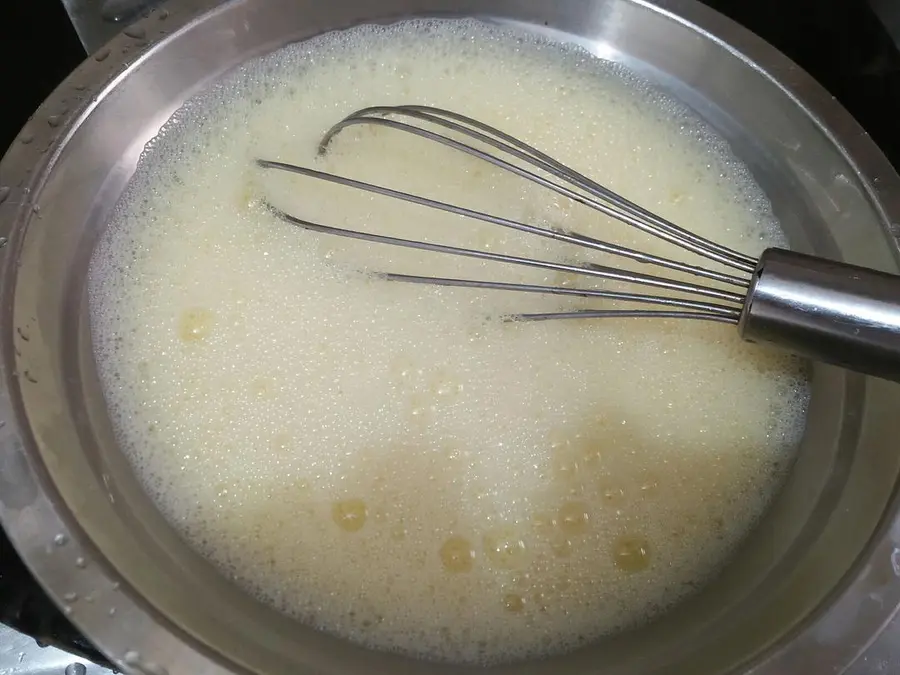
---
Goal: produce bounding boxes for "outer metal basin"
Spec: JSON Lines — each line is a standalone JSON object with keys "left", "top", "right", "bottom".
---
{"left": 2, "top": 0, "right": 900, "bottom": 674}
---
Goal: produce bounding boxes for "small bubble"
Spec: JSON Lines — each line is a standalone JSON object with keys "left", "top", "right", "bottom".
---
{"left": 177, "top": 307, "right": 214, "bottom": 342}
{"left": 65, "top": 663, "right": 87, "bottom": 675}
{"left": 550, "top": 536, "right": 573, "bottom": 558}
{"left": 483, "top": 527, "right": 529, "bottom": 570}
{"left": 75, "top": 557, "right": 87, "bottom": 569}
{"left": 502, "top": 593, "right": 525, "bottom": 613}
{"left": 53, "top": 533, "right": 68, "bottom": 547}
{"left": 250, "top": 376, "right": 276, "bottom": 398}
{"left": 63, "top": 591, "right": 78, "bottom": 602}
{"left": 603, "top": 486, "right": 627, "bottom": 505}
{"left": 270, "top": 432, "right": 291, "bottom": 451}
{"left": 0, "top": 237, "right": 8, "bottom": 249}
{"left": 439, "top": 535, "right": 475, "bottom": 573}
{"left": 331, "top": 498, "right": 367, "bottom": 532}
{"left": 613, "top": 534, "right": 652, "bottom": 573}
{"left": 0, "top": 186, "right": 10, "bottom": 204}
{"left": 557, "top": 501, "right": 590, "bottom": 535}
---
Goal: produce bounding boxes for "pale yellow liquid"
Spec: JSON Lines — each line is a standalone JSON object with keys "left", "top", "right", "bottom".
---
{"left": 89, "top": 19, "right": 809, "bottom": 665}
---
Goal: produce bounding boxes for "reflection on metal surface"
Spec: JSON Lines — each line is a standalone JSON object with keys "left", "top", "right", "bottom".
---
{"left": 0, "top": 624, "right": 113, "bottom": 675}
{"left": 846, "top": 609, "right": 900, "bottom": 674}
{"left": 59, "top": 0, "right": 163, "bottom": 53}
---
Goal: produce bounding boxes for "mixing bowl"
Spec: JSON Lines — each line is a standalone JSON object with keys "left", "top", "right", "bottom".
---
{"left": 2, "top": 0, "right": 900, "bottom": 673}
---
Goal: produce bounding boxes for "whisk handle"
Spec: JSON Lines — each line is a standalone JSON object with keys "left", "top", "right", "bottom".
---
{"left": 739, "top": 248, "right": 900, "bottom": 383}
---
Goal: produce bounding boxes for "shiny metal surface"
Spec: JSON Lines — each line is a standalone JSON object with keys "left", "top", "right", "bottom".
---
{"left": 740, "top": 248, "right": 900, "bottom": 381}
{"left": 2, "top": 1, "right": 900, "bottom": 675}
{"left": 0, "top": 624, "right": 112, "bottom": 675}
{"left": 59, "top": 0, "right": 163, "bottom": 53}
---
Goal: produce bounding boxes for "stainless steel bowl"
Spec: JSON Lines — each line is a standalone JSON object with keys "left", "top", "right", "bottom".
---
{"left": 3, "top": 1, "right": 900, "bottom": 674}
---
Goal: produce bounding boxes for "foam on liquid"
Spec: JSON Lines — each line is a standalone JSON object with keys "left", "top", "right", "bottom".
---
{"left": 89, "top": 20, "right": 809, "bottom": 665}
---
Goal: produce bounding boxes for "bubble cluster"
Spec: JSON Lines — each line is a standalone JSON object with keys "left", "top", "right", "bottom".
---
{"left": 88, "top": 18, "right": 809, "bottom": 667}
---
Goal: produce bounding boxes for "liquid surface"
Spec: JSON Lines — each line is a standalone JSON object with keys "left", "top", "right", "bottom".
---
{"left": 89, "top": 20, "right": 809, "bottom": 665}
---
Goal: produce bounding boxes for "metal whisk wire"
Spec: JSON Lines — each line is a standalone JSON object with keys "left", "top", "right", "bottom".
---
{"left": 257, "top": 104, "right": 758, "bottom": 323}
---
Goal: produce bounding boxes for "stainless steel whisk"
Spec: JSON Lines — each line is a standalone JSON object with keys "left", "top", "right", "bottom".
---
{"left": 257, "top": 105, "right": 900, "bottom": 383}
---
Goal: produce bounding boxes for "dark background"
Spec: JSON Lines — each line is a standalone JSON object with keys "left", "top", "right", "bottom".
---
{"left": 0, "top": 0, "right": 899, "bottom": 666}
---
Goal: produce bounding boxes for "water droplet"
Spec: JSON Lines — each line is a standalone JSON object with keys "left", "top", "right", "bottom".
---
{"left": 95, "top": 48, "right": 111, "bottom": 62}
{"left": 0, "top": 186, "right": 9, "bottom": 204}
{"left": 53, "top": 533, "right": 69, "bottom": 546}
{"left": 123, "top": 651, "right": 169, "bottom": 675}
{"left": 66, "top": 663, "right": 88, "bottom": 675}
{"left": 124, "top": 26, "right": 146, "bottom": 39}
{"left": 158, "top": 8, "right": 168, "bottom": 19}
{"left": 75, "top": 83, "right": 87, "bottom": 91}
{"left": 75, "top": 556, "right": 87, "bottom": 569}
{"left": 63, "top": 591, "right": 78, "bottom": 602}
{"left": 32, "top": 204, "right": 40, "bottom": 214}
{"left": 62, "top": 605, "right": 72, "bottom": 615}
{"left": 108, "top": 607, "right": 117, "bottom": 616}
{"left": 0, "top": 237, "right": 8, "bottom": 249}
{"left": 891, "top": 547, "right": 900, "bottom": 577}
{"left": 47, "top": 116, "right": 61, "bottom": 128}
{"left": 20, "top": 133, "right": 34, "bottom": 145}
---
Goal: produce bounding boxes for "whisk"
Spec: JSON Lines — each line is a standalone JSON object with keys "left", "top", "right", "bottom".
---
{"left": 256, "top": 105, "right": 900, "bottom": 383}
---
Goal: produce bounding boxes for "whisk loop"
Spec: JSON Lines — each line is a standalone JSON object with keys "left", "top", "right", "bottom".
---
{"left": 255, "top": 105, "right": 900, "bottom": 382}
{"left": 257, "top": 105, "right": 759, "bottom": 324}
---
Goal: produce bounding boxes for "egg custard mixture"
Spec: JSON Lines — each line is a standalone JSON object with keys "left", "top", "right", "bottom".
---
{"left": 89, "top": 19, "right": 809, "bottom": 665}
